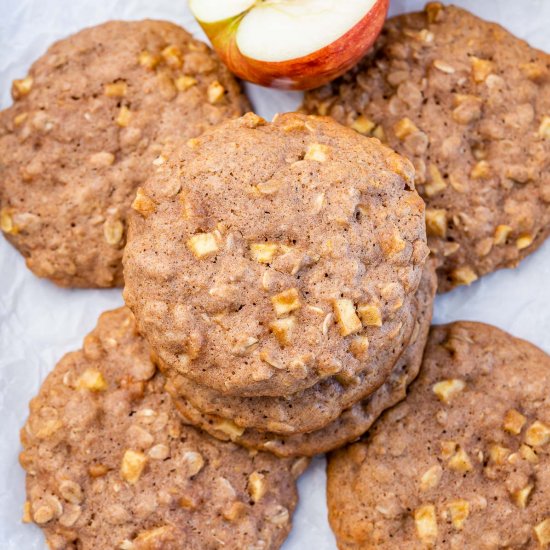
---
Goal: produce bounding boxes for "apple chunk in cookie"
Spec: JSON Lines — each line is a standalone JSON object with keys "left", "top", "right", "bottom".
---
{"left": 189, "top": 0, "right": 389, "bottom": 90}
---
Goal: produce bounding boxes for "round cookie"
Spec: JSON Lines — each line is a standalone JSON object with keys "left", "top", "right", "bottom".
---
{"left": 123, "top": 112, "right": 429, "bottom": 398}
{"left": 164, "top": 261, "right": 436, "bottom": 439}
{"left": 0, "top": 20, "right": 248, "bottom": 287}
{"left": 303, "top": 4, "right": 550, "bottom": 292}
{"left": 327, "top": 322, "right": 550, "bottom": 549}
{"left": 20, "top": 308, "right": 304, "bottom": 550}
{"left": 168, "top": 260, "right": 436, "bottom": 457}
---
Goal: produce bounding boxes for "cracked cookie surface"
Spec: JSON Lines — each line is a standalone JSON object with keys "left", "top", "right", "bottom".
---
{"left": 327, "top": 321, "right": 550, "bottom": 549}
{"left": 0, "top": 20, "right": 248, "bottom": 287}
{"left": 20, "top": 307, "right": 303, "bottom": 550}
{"left": 123, "top": 112, "right": 428, "bottom": 398}
{"left": 304, "top": 4, "right": 550, "bottom": 291}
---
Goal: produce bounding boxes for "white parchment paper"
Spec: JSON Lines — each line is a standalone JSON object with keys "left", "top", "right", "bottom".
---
{"left": 1, "top": 1, "right": 549, "bottom": 547}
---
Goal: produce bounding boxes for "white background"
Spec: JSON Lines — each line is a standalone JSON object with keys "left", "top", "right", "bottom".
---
{"left": 1, "top": 0, "right": 549, "bottom": 548}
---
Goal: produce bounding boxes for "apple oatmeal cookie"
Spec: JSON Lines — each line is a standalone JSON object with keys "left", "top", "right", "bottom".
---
{"left": 327, "top": 322, "right": 550, "bottom": 549}
{"left": 304, "top": 4, "right": 550, "bottom": 291}
{"left": 0, "top": 20, "right": 248, "bottom": 287}
{"left": 123, "top": 112, "right": 429, "bottom": 398}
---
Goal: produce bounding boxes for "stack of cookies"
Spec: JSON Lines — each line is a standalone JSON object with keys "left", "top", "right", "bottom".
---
{"left": 122, "top": 111, "right": 437, "bottom": 457}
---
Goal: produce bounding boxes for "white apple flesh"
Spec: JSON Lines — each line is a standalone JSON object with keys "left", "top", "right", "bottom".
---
{"left": 189, "top": 0, "right": 389, "bottom": 90}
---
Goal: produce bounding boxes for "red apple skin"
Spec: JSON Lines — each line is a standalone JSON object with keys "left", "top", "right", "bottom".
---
{"left": 198, "top": 0, "right": 389, "bottom": 91}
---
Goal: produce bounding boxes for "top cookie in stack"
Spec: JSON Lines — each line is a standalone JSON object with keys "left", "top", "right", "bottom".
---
{"left": 0, "top": 20, "right": 249, "bottom": 287}
{"left": 303, "top": 3, "right": 550, "bottom": 291}
{"left": 123, "top": 111, "right": 436, "bottom": 456}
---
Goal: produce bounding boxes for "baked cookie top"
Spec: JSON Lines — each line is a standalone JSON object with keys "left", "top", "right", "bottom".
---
{"left": 327, "top": 322, "right": 550, "bottom": 549}
{"left": 20, "top": 307, "right": 303, "bottom": 550}
{"left": 168, "top": 261, "right": 436, "bottom": 458}
{"left": 0, "top": 19, "right": 248, "bottom": 287}
{"left": 303, "top": 3, "right": 550, "bottom": 291}
{"left": 123, "top": 112, "right": 428, "bottom": 398}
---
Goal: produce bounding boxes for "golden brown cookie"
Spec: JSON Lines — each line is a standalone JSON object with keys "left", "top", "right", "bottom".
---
{"left": 0, "top": 20, "right": 248, "bottom": 287}
{"left": 327, "top": 322, "right": 550, "bottom": 549}
{"left": 167, "top": 261, "right": 436, "bottom": 457}
{"left": 20, "top": 308, "right": 304, "bottom": 550}
{"left": 304, "top": 4, "right": 550, "bottom": 291}
{"left": 123, "top": 112, "right": 429, "bottom": 399}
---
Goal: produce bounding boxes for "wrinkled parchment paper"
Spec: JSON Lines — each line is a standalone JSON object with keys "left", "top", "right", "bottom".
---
{"left": 1, "top": 1, "right": 549, "bottom": 547}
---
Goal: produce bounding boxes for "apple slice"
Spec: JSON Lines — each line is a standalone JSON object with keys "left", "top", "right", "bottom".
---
{"left": 189, "top": 0, "right": 389, "bottom": 90}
